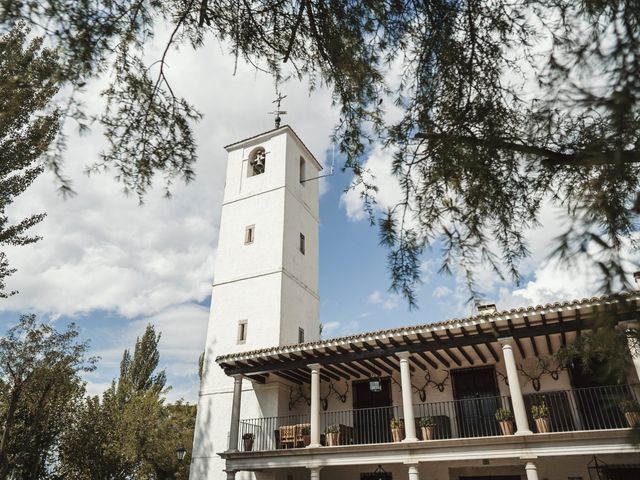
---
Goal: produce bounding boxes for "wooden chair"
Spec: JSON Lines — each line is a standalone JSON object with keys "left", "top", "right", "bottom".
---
{"left": 279, "top": 425, "right": 296, "bottom": 449}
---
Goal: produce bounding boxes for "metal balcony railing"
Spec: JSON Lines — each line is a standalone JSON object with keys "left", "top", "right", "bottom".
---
{"left": 235, "top": 384, "right": 640, "bottom": 452}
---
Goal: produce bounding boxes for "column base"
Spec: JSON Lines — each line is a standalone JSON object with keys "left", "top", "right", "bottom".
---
{"left": 402, "top": 437, "right": 419, "bottom": 443}
{"left": 224, "top": 448, "right": 239, "bottom": 453}
{"left": 514, "top": 430, "right": 533, "bottom": 436}
{"left": 307, "top": 443, "right": 322, "bottom": 448}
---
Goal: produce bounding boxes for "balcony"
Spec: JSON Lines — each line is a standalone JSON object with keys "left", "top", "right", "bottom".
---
{"left": 236, "top": 384, "right": 639, "bottom": 452}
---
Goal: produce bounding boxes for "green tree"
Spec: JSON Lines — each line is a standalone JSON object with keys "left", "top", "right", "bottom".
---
{"left": 0, "top": 24, "right": 61, "bottom": 298}
{"left": 0, "top": 314, "right": 95, "bottom": 480}
{"left": 2, "top": 2, "right": 639, "bottom": 303}
{"left": 59, "top": 324, "right": 195, "bottom": 480}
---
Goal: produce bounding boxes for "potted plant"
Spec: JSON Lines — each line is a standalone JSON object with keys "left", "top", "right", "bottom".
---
{"left": 390, "top": 418, "right": 405, "bottom": 443}
{"left": 300, "top": 424, "right": 311, "bottom": 446}
{"left": 326, "top": 424, "right": 340, "bottom": 446}
{"left": 619, "top": 399, "right": 640, "bottom": 427}
{"left": 418, "top": 416, "right": 436, "bottom": 440}
{"left": 242, "top": 432, "right": 254, "bottom": 451}
{"left": 495, "top": 408, "right": 514, "bottom": 435}
{"left": 531, "top": 403, "right": 551, "bottom": 433}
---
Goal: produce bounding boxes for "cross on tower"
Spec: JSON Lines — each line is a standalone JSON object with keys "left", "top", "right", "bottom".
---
{"left": 268, "top": 92, "right": 287, "bottom": 128}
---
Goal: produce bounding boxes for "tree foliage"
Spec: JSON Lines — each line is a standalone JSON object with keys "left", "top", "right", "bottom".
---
{"left": 2, "top": 2, "right": 640, "bottom": 302}
{"left": 0, "top": 24, "right": 61, "bottom": 298}
{"left": 0, "top": 314, "right": 94, "bottom": 480}
{"left": 58, "top": 324, "right": 194, "bottom": 480}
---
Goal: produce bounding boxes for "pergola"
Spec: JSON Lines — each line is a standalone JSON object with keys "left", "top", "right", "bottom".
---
{"left": 216, "top": 294, "right": 640, "bottom": 453}
{"left": 217, "top": 294, "right": 638, "bottom": 383}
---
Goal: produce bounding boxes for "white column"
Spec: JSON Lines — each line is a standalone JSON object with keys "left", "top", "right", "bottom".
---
{"left": 499, "top": 338, "right": 532, "bottom": 435}
{"left": 227, "top": 376, "right": 243, "bottom": 452}
{"left": 525, "top": 462, "right": 539, "bottom": 480}
{"left": 398, "top": 352, "right": 418, "bottom": 442}
{"left": 408, "top": 464, "right": 420, "bottom": 480}
{"left": 308, "top": 364, "right": 322, "bottom": 448}
{"left": 226, "top": 471, "right": 237, "bottom": 480}
{"left": 309, "top": 466, "right": 322, "bottom": 480}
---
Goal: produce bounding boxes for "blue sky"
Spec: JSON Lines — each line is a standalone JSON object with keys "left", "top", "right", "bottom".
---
{"left": 0, "top": 34, "right": 604, "bottom": 403}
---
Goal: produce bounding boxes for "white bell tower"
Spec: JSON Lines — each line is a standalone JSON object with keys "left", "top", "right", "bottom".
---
{"left": 190, "top": 125, "right": 322, "bottom": 480}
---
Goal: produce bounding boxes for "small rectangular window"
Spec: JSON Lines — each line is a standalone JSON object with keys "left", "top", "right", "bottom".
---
{"left": 298, "top": 327, "right": 305, "bottom": 343}
{"left": 299, "top": 233, "right": 305, "bottom": 255}
{"left": 299, "top": 156, "right": 306, "bottom": 184}
{"left": 245, "top": 225, "right": 255, "bottom": 245}
{"left": 237, "top": 320, "right": 248, "bottom": 344}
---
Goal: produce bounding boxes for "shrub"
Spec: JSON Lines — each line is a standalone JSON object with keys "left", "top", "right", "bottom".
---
{"left": 390, "top": 418, "right": 404, "bottom": 429}
{"left": 531, "top": 404, "right": 549, "bottom": 419}
{"left": 619, "top": 399, "right": 640, "bottom": 413}
{"left": 326, "top": 424, "right": 340, "bottom": 434}
{"left": 495, "top": 408, "right": 514, "bottom": 421}
{"left": 418, "top": 416, "right": 436, "bottom": 427}
{"left": 300, "top": 424, "right": 311, "bottom": 435}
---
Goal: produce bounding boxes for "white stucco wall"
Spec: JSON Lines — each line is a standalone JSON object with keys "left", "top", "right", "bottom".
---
{"left": 191, "top": 127, "right": 321, "bottom": 480}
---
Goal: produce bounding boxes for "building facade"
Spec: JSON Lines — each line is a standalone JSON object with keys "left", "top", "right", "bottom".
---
{"left": 191, "top": 127, "right": 640, "bottom": 480}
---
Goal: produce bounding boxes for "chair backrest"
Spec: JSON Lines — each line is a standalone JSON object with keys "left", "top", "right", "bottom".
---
{"left": 280, "top": 425, "right": 296, "bottom": 442}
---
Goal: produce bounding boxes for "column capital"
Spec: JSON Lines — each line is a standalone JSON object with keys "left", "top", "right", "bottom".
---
{"left": 308, "top": 466, "right": 323, "bottom": 472}
{"left": 397, "top": 351, "right": 412, "bottom": 360}
{"left": 308, "top": 363, "right": 322, "bottom": 372}
{"left": 499, "top": 337, "right": 514, "bottom": 348}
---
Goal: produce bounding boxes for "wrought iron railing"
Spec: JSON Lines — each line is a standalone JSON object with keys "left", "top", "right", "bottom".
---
{"left": 523, "top": 383, "right": 640, "bottom": 432}
{"left": 414, "top": 395, "right": 512, "bottom": 439}
{"left": 236, "top": 384, "right": 639, "bottom": 452}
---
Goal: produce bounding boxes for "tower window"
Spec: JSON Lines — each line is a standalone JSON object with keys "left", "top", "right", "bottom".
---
{"left": 299, "top": 233, "right": 305, "bottom": 255}
{"left": 299, "top": 156, "right": 306, "bottom": 184}
{"left": 248, "top": 148, "right": 266, "bottom": 177}
{"left": 298, "top": 327, "right": 305, "bottom": 343}
{"left": 245, "top": 225, "right": 255, "bottom": 245}
{"left": 237, "top": 320, "right": 248, "bottom": 344}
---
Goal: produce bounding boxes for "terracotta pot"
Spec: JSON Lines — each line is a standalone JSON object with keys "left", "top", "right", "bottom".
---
{"left": 391, "top": 427, "right": 405, "bottom": 442}
{"left": 420, "top": 426, "right": 435, "bottom": 440}
{"left": 535, "top": 417, "right": 550, "bottom": 433}
{"left": 499, "top": 420, "right": 514, "bottom": 436}
{"left": 624, "top": 411, "right": 640, "bottom": 427}
{"left": 302, "top": 435, "right": 311, "bottom": 447}
{"left": 326, "top": 432, "right": 340, "bottom": 446}
{"left": 243, "top": 438, "right": 254, "bottom": 451}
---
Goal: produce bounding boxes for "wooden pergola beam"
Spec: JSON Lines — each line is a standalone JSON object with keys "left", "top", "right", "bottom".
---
{"left": 540, "top": 314, "right": 553, "bottom": 354}
{"left": 222, "top": 318, "right": 585, "bottom": 376}
{"left": 416, "top": 351, "right": 439, "bottom": 370}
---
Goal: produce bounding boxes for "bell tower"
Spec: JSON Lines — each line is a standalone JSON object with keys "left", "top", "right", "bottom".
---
{"left": 190, "top": 125, "right": 322, "bottom": 479}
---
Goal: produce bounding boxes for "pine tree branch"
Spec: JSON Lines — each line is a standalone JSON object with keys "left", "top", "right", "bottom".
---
{"left": 415, "top": 132, "right": 640, "bottom": 167}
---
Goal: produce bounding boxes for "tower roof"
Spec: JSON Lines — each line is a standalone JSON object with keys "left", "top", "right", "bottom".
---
{"left": 224, "top": 125, "right": 323, "bottom": 171}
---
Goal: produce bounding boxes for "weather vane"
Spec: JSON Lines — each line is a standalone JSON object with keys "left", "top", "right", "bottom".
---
{"left": 268, "top": 91, "right": 287, "bottom": 128}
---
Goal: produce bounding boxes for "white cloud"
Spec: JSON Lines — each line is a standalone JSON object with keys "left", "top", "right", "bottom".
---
{"left": 433, "top": 286, "right": 451, "bottom": 298}
{"left": 340, "top": 144, "right": 403, "bottom": 221}
{"left": 367, "top": 289, "right": 399, "bottom": 310}
{"left": 321, "top": 321, "right": 341, "bottom": 336}
{"left": 1, "top": 37, "right": 337, "bottom": 320}
{"left": 368, "top": 290, "right": 383, "bottom": 304}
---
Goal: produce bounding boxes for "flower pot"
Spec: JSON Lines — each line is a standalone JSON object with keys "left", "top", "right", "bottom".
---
{"left": 243, "top": 439, "right": 254, "bottom": 451}
{"left": 303, "top": 435, "right": 311, "bottom": 447}
{"left": 499, "top": 420, "right": 514, "bottom": 436}
{"left": 420, "top": 426, "right": 435, "bottom": 440}
{"left": 535, "top": 417, "right": 551, "bottom": 433}
{"left": 624, "top": 411, "right": 640, "bottom": 428}
{"left": 391, "top": 427, "right": 405, "bottom": 443}
{"left": 326, "top": 432, "right": 340, "bottom": 446}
